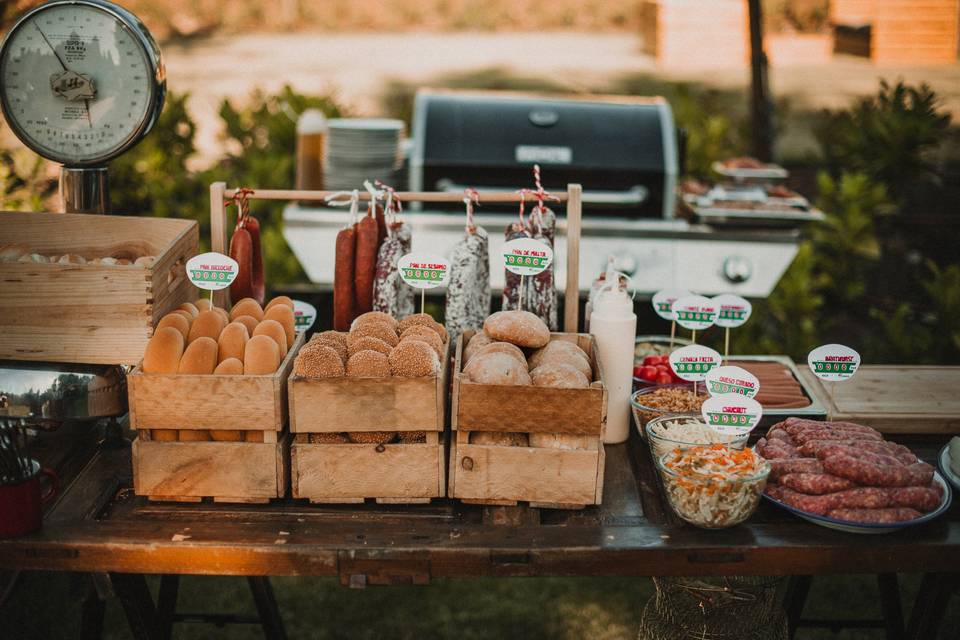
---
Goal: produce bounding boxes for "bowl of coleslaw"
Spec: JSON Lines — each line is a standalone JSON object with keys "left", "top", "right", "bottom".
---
{"left": 645, "top": 416, "right": 749, "bottom": 460}
{"left": 655, "top": 444, "right": 770, "bottom": 529}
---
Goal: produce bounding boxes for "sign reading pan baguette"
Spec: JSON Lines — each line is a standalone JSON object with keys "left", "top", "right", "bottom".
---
{"left": 186, "top": 252, "right": 238, "bottom": 290}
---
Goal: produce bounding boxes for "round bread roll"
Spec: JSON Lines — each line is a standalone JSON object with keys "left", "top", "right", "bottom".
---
{"left": 0, "top": 243, "right": 28, "bottom": 262}
{"left": 399, "top": 327, "right": 444, "bottom": 358}
{"left": 528, "top": 340, "right": 590, "bottom": 370}
{"left": 263, "top": 304, "right": 296, "bottom": 348}
{"left": 346, "top": 350, "right": 391, "bottom": 377}
{"left": 347, "top": 335, "right": 392, "bottom": 358}
{"left": 530, "top": 363, "right": 589, "bottom": 389}
{"left": 143, "top": 327, "right": 185, "bottom": 374}
{"left": 483, "top": 310, "right": 549, "bottom": 348}
{"left": 463, "top": 352, "right": 532, "bottom": 385}
{"left": 217, "top": 323, "right": 249, "bottom": 363}
{"left": 178, "top": 430, "right": 211, "bottom": 442}
{"left": 178, "top": 337, "right": 218, "bottom": 374}
{"left": 187, "top": 309, "right": 227, "bottom": 344}
{"left": 245, "top": 431, "right": 265, "bottom": 442}
{"left": 253, "top": 319, "right": 288, "bottom": 355}
{"left": 244, "top": 335, "right": 281, "bottom": 375}
{"left": 537, "top": 351, "right": 592, "bottom": 381}
{"left": 397, "top": 313, "right": 442, "bottom": 337}
{"left": 265, "top": 296, "right": 295, "bottom": 312}
{"left": 470, "top": 432, "right": 529, "bottom": 446}
{"left": 389, "top": 340, "right": 440, "bottom": 377}
{"left": 348, "top": 431, "right": 397, "bottom": 445}
{"left": 352, "top": 311, "right": 398, "bottom": 331}
{"left": 528, "top": 433, "right": 593, "bottom": 450}
{"left": 473, "top": 342, "right": 527, "bottom": 369}
{"left": 312, "top": 331, "right": 348, "bottom": 363}
{"left": 214, "top": 357, "right": 244, "bottom": 375}
{"left": 462, "top": 332, "right": 494, "bottom": 365}
{"left": 134, "top": 256, "right": 155, "bottom": 268}
{"left": 293, "top": 343, "right": 344, "bottom": 378}
{"left": 152, "top": 429, "right": 178, "bottom": 442}
{"left": 210, "top": 430, "right": 244, "bottom": 442}
{"left": 398, "top": 431, "right": 427, "bottom": 444}
{"left": 193, "top": 298, "right": 213, "bottom": 312}
{"left": 178, "top": 302, "right": 199, "bottom": 318}
{"left": 58, "top": 254, "right": 86, "bottom": 265}
{"left": 350, "top": 319, "right": 399, "bottom": 347}
{"left": 232, "top": 314, "right": 259, "bottom": 337}
{"left": 310, "top": 432, "right": 350, "bottom": 444}
{"left": 156, "top": 313, "right": 190, "bottom": 341}
{"left": 230, "top": 298, "right": 264, "bottom": 322}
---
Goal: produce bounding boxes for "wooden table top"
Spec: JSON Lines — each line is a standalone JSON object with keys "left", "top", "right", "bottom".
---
{"left": 1, "top": 428, "right": 958, "bottom": 582}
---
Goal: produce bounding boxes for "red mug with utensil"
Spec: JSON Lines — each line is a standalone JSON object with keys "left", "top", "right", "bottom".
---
{"left": 0, "top": 460, "right": 59, "bottom": 538}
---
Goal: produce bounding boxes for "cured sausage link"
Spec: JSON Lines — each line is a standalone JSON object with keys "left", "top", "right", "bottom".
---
{"left": 333, "top": 225, "right": 357, "bottom": 331}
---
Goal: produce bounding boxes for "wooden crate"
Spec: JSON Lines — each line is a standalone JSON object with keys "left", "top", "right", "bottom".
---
{"left": 448, "top": 331, "right": 607, "bottom": 509}
{"left": 132, "top": 433, "right": 289, "bottom": 503}
{"left": 288, "top": 338, "right": 450, "bottom": 503}
{"left": 0, "top": 211, "right": 198, "bottom": 365}
{"left": 128, "top": 333, "right": 304, "bottom": 433}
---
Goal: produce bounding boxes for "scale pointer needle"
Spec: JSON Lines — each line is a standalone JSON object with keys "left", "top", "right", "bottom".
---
{"left": 35, "top": 22, "right": 93, "bottom": 127}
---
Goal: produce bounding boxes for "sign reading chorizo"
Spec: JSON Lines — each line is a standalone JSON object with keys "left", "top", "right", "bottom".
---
{"left": 651, "top": 288, "right": 691, "bottom": 321}
{"left": 398, "top": 253, "right": 451, "bottom": 289}
{"left": 186, "top": 252, "right": 238, "bottom": 291}
{"left": 701, "top": 394, "right": 763, "bottom": 434}
{"left": 705, "top": 365, "right": 760, "bottom": 399}
{"left": 808, "top": 344, "right": 861, "bottom": 382}
{"left": 712, "top": 294, "right": 753, "bottom": 328}
{"left": 669, "top": 344, "right": 722, "bottom": 382}
{"left": 502, "top": 237, "right": 554, "bottom": 276}
{"left": 671, "top": 295, "right": 718, "bottom": 331}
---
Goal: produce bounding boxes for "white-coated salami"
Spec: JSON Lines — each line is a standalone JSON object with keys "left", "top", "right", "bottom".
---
{"left": 445, "top": 225, "right": 490, "bottom": 342}
{"left": 372, "top": 221, "right": 412, "bottom": 317}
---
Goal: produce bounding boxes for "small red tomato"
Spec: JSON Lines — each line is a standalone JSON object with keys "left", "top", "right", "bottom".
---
{"left": 643, "top": 355, "right": 660, "bottom": 366}
{"left": 655, "top": 373, "right": 673, "bottom": 385}
{"left": 633, "top": 366, "right": 644, "bottom": 377}
{"left": 640, "top": 365, "right": 658, "bottom": 381}
{"left": 657, "top": 355, "right": 670, "bottom": 365}
{"left": 655, "top": 364, "right": 670, "bottom": 375}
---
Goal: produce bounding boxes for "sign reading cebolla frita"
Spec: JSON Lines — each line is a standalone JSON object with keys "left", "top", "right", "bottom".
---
{"left": 502, "top": 237, "right": 554, "bottom": 276}
{"left": 668, "top": 344, "right": 722, "bottom": 382}
{"left": 398, "top": 254, "right": 451, "bottom": 289}
{"left": 671, "top": 295, "right": 718, "bottom": 331}
{"left": 186, "top": 252, "right": 238, "bottom": 291}
{"left": 651, "top": 288, "right": 692, "bottom": 321}
{"left": 712, "top": 294, "right": 753, "bottom": 329}
{"left": 701, "top": 394, "right": 764, "bottom": 434}
{"left": 292, "top": 299, "right": 317, "bottom": 331}
{"left": 705, "top": 365, "right": 760, "bottom": 399}
{"left": 808, "top": 344, "right": 861, "bottom": 381}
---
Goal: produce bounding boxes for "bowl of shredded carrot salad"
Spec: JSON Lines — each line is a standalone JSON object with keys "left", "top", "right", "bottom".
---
{"left": 656, "top": 444, "right": 770, "bottom": 529}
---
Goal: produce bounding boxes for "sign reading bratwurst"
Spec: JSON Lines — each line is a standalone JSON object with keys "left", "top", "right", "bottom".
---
{"left": 807, "top": 344, "right": 861, "bottom": 382}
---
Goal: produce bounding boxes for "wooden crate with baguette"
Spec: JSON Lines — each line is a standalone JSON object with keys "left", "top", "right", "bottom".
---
{"left": 0, "top": 211, "right": 197, "bottom": 365}
{"left": 448, "top": 330, "right": 607, "bottom": 509}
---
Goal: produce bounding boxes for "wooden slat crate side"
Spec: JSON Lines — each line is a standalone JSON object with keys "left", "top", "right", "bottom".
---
{"left": 132, "top": 435, "right": 288, "bottom": 500}
{"left": 291, "top": 435, "right": 445, "bottom": 501}
{"left": 148, "top": 221, "right": 199, "bottom": 321}
{"left": 128, "top": 332, "right": 304, "bottom": 431}
{"left": 0, "top": 264, "right": 152, "bottom": 307}
{"left": 0, "top": 324, "right": 153, "bottom": 365}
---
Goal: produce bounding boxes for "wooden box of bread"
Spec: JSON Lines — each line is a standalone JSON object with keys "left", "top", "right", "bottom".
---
{"left": 288, "top": 312, "right": 448, "bottom": 503}
{"left": 129, "top": 296, "right": 302, "bottom": 503}
{"left": 0, "top": 212, "right": 198, "bottom": 365}
{"left": 448, "top": 312, "right": 608, "bottom": 509}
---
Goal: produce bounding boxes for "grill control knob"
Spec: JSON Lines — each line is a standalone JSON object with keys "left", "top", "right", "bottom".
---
{"left": 611, "top": 252, "right": 637, "bottom": 276}
{"left": 723, "top": 256, "right": 752, "bottom": 284}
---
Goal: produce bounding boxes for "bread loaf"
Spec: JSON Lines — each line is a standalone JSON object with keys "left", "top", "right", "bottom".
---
{"left": 472, "top": 342, "right": 527, "bottom": 369}
{"left": 311, "top": 331, "right": 349, "bottom": 363}
{"left": 347, "top": 334, "right": 392, "bottom": 358}
{"left": 397, "top": 313, "right": 442, "bottom": 338}
{"left": 346, "top": 350, "right": 391, "bottom": 377}
{"left": 528, "top": 340, "right": 590, "bottom": 370}
{"left": 152, "top": 429, "right": 178, "bottom": 441}
{"left": 193, "top": 298, "right": 213, "bottom": 312}
{"left": 243, "top": 335, "right": 281, "bottom": 375}
{"left": 143, "top": 327, "right": 185, "bottom": 374}
{"left": 265, "top": 296, "right": 295, "bottom": 311}
{"left": 214, "top": 357, "right": 244, "bottom": 375}
{"left": 463, "top": 352, "right": 531, "bottom": 385}
{"left": 310, "top": 432, "right": 350, "bottom": 444}
{"left": 483, "top": 310, "right": 549, "bottom": 348}
{"left": 462, "top": 332, "right": 494, "bottom": 365}
{"left": 178, "top": 302, "right": 200, "bottom": 318}
{"left": 528, "top": 433, "right": 593, "bottom": 450}
{"left": 212, "top": 307, "right": 230, "bottom": 325}
{"left": 178, "top": 430, "right": 211, "bottom": 441}
{"left": 187, "top": 310, "right": 227, "bottom": 344}
{"left": 217, "top": 322, "right": 249, "bottom": 363}
{"left": 210, "top": 430, "right": 244, "bottom": 442}
{"left": 293, "top": 343, "right": 344, "bottom": 378}
{"left": 470, "top": 432, "right": 529, "bottom": 446}
{"left": 350, "top": 319, "right": 399, "bottom": 347}
{"left": 245, "top": 431, "right": 265, "bottom": 443}
{"left": 232, "top": 314, "right": 260, "bottom": 337}
{"left": 352, "top": 311, "right": 398, "bottom": 331}
{"left": 399, "top": 327, "right": 444, "bottom": 358}
{"left": 263, "top": 304, "right": 296, "bottom": 348}
{"left": 253, "top": 319, "right": 288, "bottom": 355}
{"left": 172, "top": 309, "right": 195, "bottom": 325}
{"left": 389, "top": 340, "right": 440, "bottom": 377}
{"left": 530, "top": 363, "right": 589, "bottom": 388}
{"left": 348, "top": 431, "right": 397, "bottom": 444}
{"left": 537, "top": 351, "right": 592, "bottom": 381}
{"left": 156, "top": 313, "right": 190, "bottom": 341}
{"left": 230, "top": 298, "right": 264, "bottom": 322}
{"left": 178, "top": 337, "right": 218, "bottom": 374}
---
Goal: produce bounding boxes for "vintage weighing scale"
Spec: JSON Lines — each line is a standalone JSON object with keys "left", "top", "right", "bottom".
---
{"left": 0, "top": 0, "right": 165, "bottom": 433}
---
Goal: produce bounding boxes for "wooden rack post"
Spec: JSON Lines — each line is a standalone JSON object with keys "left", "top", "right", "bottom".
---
{"left": 209, "top": 183, "right": 583, "bottom": 331}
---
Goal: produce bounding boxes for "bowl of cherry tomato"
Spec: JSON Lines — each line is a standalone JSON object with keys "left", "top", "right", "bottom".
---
{"left": 633, "top": 335, "right": 692, "bottom": 391}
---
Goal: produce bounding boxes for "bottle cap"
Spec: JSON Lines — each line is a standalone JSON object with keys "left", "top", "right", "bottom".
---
{"left": 297, "top": 109, "right": 328, "bottom": 134}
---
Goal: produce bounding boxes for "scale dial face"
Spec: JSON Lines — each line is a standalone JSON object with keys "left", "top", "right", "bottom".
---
{"left": 0, "top": 0, "right": 164, "bottom": 166}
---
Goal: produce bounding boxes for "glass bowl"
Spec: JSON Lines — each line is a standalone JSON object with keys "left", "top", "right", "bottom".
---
{"left": 655, "top": 445, "right": 770, "bottom": 529}
{"left": 630, "top": 383, "right": 709, "bottom": 436}
{"left": 644, "top": 415, "right": 749, "bottom": 461}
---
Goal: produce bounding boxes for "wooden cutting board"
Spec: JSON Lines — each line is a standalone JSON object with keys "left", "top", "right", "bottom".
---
{"left": 797, "top": 365, "right": 960, "bottom": 434}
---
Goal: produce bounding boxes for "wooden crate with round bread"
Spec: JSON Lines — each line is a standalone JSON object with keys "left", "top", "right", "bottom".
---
{"left": 0, "top": 211, "right": 198, "bottom": 365}
{"left": 448, "top": 310, "right": 608, "bottom": 510}
{"left": 129, "top": 295, "right": 303, "bottom": 503}
{"left": 288, "top": 312, "right": 448, "bottom": 504}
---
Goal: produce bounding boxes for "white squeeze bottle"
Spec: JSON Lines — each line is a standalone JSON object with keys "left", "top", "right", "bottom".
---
{"left": 590, "top": 267, "right": 637, "bottom": 444}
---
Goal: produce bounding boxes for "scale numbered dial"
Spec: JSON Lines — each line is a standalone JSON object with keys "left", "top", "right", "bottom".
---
{"left": 0, "top": 0, "right": 164, "bottom": 166}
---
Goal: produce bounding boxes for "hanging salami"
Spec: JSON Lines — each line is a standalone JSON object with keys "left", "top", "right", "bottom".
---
{"left": 354, "top": 201, "right": 380, "bottom": 315}
{"left": 524, "top": 203, "right": 558, "bottom": 330}
{"left": 228, "top": 189, "right": 265, "bottom": 306}
{"left": 329, "top": 190, "right": 360, "bottom": 331}
{"left": 445, "top": 192, "right": 490, "bottom": 342}
{"left": 372, "top": 189, "right": 414, "bottom": 318}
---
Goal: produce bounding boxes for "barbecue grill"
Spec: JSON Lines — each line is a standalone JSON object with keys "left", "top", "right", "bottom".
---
{"left": 283, "top": 90, "right": 808, "bottom": 298}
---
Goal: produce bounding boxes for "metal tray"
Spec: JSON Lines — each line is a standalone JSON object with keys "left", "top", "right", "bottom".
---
{"left": 723, "top": 354, "right": 827, "bottom": 428}
{"left": 692, "top": 205, "right": 825, "bottom": 228}
{"left": 711, "top": 161, "right": 788, "bottom": 180}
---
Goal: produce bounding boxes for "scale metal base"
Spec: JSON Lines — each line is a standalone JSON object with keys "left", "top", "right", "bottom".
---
{"left": 60, "top": 166, "right": 110, "bottom": 214}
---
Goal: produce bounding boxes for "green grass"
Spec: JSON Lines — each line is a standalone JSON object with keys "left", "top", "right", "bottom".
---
{"left": 4, "top": 571, "right": 959, "bottom": 639}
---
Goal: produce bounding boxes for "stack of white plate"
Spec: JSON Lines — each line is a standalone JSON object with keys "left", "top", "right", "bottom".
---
{"left": 324, "top": 118, "right": 405, "bottom": 191}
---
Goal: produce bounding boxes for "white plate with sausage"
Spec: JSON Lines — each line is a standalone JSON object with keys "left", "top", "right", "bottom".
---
{"left": 762, "top": 472, "right": 952, "bottom": 534}
{"left": 938, "top": 444, "right": 960, "bottom": 493}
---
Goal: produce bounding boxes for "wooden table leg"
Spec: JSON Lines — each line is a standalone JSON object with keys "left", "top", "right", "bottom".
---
{"left": 247, "top": 576, "right": 287, "bottom": 640}
{"left": 877, "top": 573, "right": 905, "bottom": 640}
{"left": 784, "top": 575, "right": 812, "bottom": 639}
{"left": 906, "top": 572, "right": 960, "bottom": 640}
{"left": 80, "top": 576, "right": 105, "bottom": 640}
{"left": 156, "top": 575, "right": 179, "bottom": 640}
{"left": 110, "top": 573, "right": 162, "bottom": 640}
